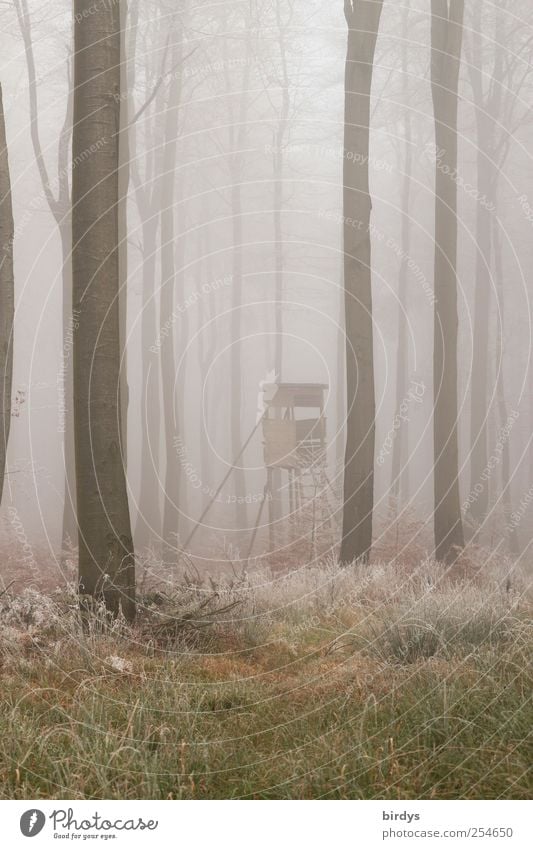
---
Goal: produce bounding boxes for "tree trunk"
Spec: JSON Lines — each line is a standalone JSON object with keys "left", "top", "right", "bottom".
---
{"left": 131, "top": 50, "right": 165, "bottom": 552}
{"left": 198, "top": 225, "right": 217, "bottom": 510}
{"left": 173, "top": 180, "right": 189, "bottom": 542}
{"left": 118, "top": 0, "right": 138, "bottom": 468}
{"left": 230, "top": 173, "right": 247, "bottom": 532}
{"left": 59, "top": 220, "right": 76, "bottom": 549}
{"left": 492, "top": 217, "right": 519, "bottom": 557}
{"left": 160, "top": 26, "right": 186, "bottom": 558}
{"left": 273, "top": 1, "right": 290, "bottom": 380}
{"left": 73, "top": 0, "right": 135, "bottom": 620}
{"left": 390, "top": 9, "right": 412, "bottom": 514}
{"left": 466, "top": 0, "right": 501, "bottom": 532}
{"left": 270, "top": 2, "right": 291, "bottom": 534}
{"left": 431, "top": 0, "right": 465, "bottom": 563}
{"left": 468, "top": 131, "right": 493, "bottom": 526}
{"left": 335, "top": 278, "right": 346, "bottom": 481}
{"left": 136, "top": 216, "right": 161, "bottom": 550}
{"left": 0, "top": 85, "right": 14, "bottom": 504}
{"left": 226, "top": 17, "right": 252, "bottom": 534}
{"left": 339, "top": 0, "right": 383, "bottom": 565}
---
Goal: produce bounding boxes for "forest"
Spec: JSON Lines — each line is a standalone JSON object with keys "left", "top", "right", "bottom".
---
{"left": 0, "top": 0, "right": 531, "bottom": 800}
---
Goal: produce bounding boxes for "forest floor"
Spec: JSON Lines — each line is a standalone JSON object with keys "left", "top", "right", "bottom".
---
{"left": 0, "top": 552, "right": 531, "bottom": 799}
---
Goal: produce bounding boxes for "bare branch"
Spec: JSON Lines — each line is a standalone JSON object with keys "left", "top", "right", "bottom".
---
{"left": 13, "top": 0, "right": 62, "bottom": 219}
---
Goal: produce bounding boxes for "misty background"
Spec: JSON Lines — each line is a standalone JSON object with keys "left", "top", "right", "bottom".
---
{"left": 1, "top": 0, "right": 532, "bottom": 574}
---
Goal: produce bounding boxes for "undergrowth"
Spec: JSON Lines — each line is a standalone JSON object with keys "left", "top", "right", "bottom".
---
{"left": 0, "top": 553, "right": 531, "bottom": 799}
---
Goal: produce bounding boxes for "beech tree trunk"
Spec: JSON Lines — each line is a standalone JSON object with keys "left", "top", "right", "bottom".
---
{"left": 339, "top": 0, "right": 383, "bottom": 565}
{"left": 430, "top": 0, "right": 465, "bottom": 563}
{"left": 492, "top": 218, "right": 519, "bottom": 557}
{"left": 73, "top": 0, "right": 135, "bottom": 620}
{"left": 230, "top": 173, "right": 247, "bottom": 532}
{"left": 118, "top": 0, "right": 138, "bottom": 467}
{"left": 0, "top": 85, "right": 14, "bottom": 504}
{"left": 270, "top": 2, "right": 291, "bottom": 532}
{"left": 160, "top": 25, "right": 186, "bottom": 557}
{"left": 136, "top": 215, "right": 161, "bottom": 550}
{"left": 468, "top": 143, "right": 492, "bottom": 526}
{"left": 466, "top": 0, "right": 509, "bottom": 533}
{"left": 198, "top": 225, "right": 217, "bottom": 510}
{"left": 225, "top": 14, "right": 252, "bottom": 534}
{"left": 336, "top": 277, "right": 346, "bottom": 479}
{"left": 390, "top": 10, "right": 412, "bottom": 514}
{"left": 131, "top": 62, "right": 164, "bottom": 551}
{"left": 59, "top": 220, "right": 76, "bottom": 548}
{"left": 273, "top": 0, "right": 290, "bottom": 380}
{"left": 467, "top": 0, "right": 492, "bottom": 528}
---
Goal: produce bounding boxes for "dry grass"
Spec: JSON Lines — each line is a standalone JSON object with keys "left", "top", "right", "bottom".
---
{"left": 0, "top": 549, "right": 531, "bottom": 799}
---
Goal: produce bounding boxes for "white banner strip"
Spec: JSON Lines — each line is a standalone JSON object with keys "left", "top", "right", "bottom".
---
{"left": 2, "top": 800, "right": 531, "bottom": 848}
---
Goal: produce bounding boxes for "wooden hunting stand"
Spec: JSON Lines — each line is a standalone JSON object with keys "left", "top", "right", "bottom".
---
{"left": 183, "top": 381, "right": 334, "bottom": 562}
{"left": 249, "top": 382, "right": 332, "bottom": 556}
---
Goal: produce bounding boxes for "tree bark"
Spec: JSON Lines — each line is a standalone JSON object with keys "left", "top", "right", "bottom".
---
{"left": 430, "top": 0, "right": 465, "bottom": 563}
{"left": 466, "top": 0, "right": 514, "bottom": 534}
{"left": 390, "top": 8, "right": 412, "bottom": 514}
{"left": 225, "top": 13, "right": 252, "bottom": 534}
{"left": 273, "top": 0, "right": 290, "bottom": 380}
{"left": 466, "top": 0, "right": 494, "bottom": 528}
{"left": 59, "top": 220, "right": 76, "bottom": 548}
{"left": 492, "top": 217, "right": 519, "bottom": 557}
{"left": 468, "top": 146, "right": 492, "bottom": 525}
{"left": 335, "top": 277, "right": 346, "bottom": 481}
{"left": 0, "top": 85, "right": 14, "bottom": 504}
{"left": 230, "top": 173, "right": 248, "bottom": 532}
{"left": 73, "top": 0, "right": 135, "bottom": 620}
{"left": 270, "top": 2, "right": 292, "bottom": 533}
{"left": 160, "top": 24, "right": 186, "bottom": 558}
{"left": 136, "top": 215, "right": 161, "bottom": 550}
{"left": 339, "top": 0, "right": 383, "bottom": 565}
{"left": 131, "top": 53, "right": 166, "bottom": 552}
{"left": 198, "top": 225, "right": 217, "bottom": 510}
{"left": 118, "top": 0, "right": 138, "bottom": 468}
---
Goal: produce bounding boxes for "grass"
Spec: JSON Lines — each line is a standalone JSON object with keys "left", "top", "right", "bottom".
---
{"left": 0, "top": 554, "right": 531, "bottom": 799}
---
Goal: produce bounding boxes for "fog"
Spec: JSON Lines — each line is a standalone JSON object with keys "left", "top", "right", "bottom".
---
{"left": 1, "top": 0, "right": 533, "bottom": 579}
